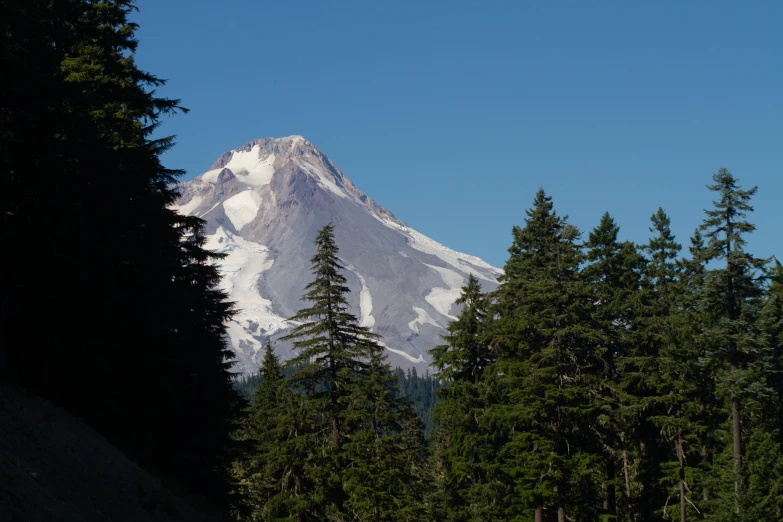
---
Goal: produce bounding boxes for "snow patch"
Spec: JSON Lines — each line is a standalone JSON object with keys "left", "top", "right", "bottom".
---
{"left": 224, "top": 145, "right": 276, "bottom": 187}
{"left": 407, "top": 306, "right": 442, "bottom": 334}
{"left": 380, "top": 341, "right": 426, "bottom": 364}
{"left": 200, "top": 168, "right": 224, "bottom": 184}
{"left": 423, "top": 264, "right": 464, "bottom": 321}
{"left": 223, "top": 189, "right": 261, "bottom": 230}
{"left": 171, "top": 195, "right": 203, "bottom": 216}
{"left": 345, "top": 265, "right": 375, "bottom": 328}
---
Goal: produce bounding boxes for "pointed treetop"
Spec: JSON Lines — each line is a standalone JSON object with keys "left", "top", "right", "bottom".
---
{"left": 700, "top": 168, "right": 758, "bottom": 254}
{"left": 645, "top": 208, "right": 681, "bottom": 282}
{"left": 259, "top": 341, "right": 282, "bottom": 381}
{"left": 503, "top": 187, "right": 579, "bottom": 282}
{"left": 586, "top": 212, "right": 621, "bottom": 262}
{"left": 431, "top": 274, "right": 490, "bottom": 384}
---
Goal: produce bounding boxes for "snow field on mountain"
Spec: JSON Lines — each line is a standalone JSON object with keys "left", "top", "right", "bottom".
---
{"left": 205, "top": 227, "right": 289, "bottom": 358}
{"left": 200, "top": 168, "right": 224, "bottom": 184}
{"left": 171, "top": 195, "right": 203, "bottom": 216}
{"left": 223, "top": 189, "right": 262, "bottom": 230}
{"left": 173, "top": 136, "right": 503, "bottom": 371}
{"left": 198, "top": 201, "right": 223, "bottom": 218}
{"left": 224, "top": 145, "right": 276, "bottom": 187}
{"left": 380, "top": 341, "right": 426, "bottom": 364}
{"left": 375, "top": 217, "right": 501, "bottom": 283}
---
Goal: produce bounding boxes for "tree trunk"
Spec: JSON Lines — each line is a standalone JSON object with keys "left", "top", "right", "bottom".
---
{"left": 732, "top": 391, "right": 741, "bottom": 514}
{"left": 622, "top": 448, "right": 633, "bottom": 517}
{"left": 678, "top": 429, "right": 686, "bottom": 522}
{"left": 535, "top": 506, "right": 543, "bottom": 522}
{"left": 726, "top": 217, "right": 741, "bottom": 515}
{"left": 700, "top": 401, "right": 709, "bottom": 504}
{"left": 555, "top": 484, "right": 565, "bottom": 522}
{"left": 607, "top": 457, "right": 617, "bottom": 517}
{"left": 623, "top": 449, "right": 631, "bottom": 497}
{"left": 680, "top": 478, "right": 687, "bottom": 522}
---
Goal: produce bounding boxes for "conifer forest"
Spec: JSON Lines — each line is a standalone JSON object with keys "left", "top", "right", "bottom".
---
{"left": 2, "top": 2, "right": 782, "bottom": 521}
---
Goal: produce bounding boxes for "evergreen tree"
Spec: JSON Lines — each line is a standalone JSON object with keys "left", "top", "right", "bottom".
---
{"left": 431, "top": 275, "right": 492, "bottom": 385}
{"left": 488, "top": 189, "right": 601, "bottom": 522}
{"left": 344, "top": 351, "right": 428, "bottom": 521}
{"left": 744, "top": 260, "right": 783, "bottom": 522}
{"left": 761, "top": 261, "right": 783, "bottom": 447}
{"left": 584, "top": 212, "right": 648, "bottom": 520}
{"left": 642, "top": 213, "right": 708, "bottom": 521}
{"left": 697, "top": 169, "right": 768, "bottom": 517}
{"left": 429, "top": 274, "right": 498, "bottom": 521}
{"left": 277, "top": 223, "right": 426, "bottom": 521}
{"left": 233, "top": 342, "right": 295, "bottom": 520}
{"left": 394, "top": 367, "right": 442, "bottom": 434}
{"left": 280, "top": 223, "right": 379, "bottom": 519}
{"left": 681, "top": 229, "right": 729, "bottom": 518}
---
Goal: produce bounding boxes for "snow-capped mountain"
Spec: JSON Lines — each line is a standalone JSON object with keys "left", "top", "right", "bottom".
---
{"left": 172, "top": 136, "right": 501, "bottom": 373}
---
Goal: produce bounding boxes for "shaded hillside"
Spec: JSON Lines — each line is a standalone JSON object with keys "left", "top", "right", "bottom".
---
{"left": 0, "top": 384, "right": 219, "bottom": 522}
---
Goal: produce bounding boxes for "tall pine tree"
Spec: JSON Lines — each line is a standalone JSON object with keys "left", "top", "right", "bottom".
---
{"left": 277, "top": 223, "right": 426, "bottom": 521}
{"left": 697, "top": 169, "right": 768, "bottom": 517}
{"left": 488, "top": 189, "right": 601, "bottom": 522}
{"left": 584, "top": 212, "right": 647, "bottom": 521}
{"left": 642, "top": 212, "right": 707, "bottom": 521}
{"left": 429, "top": 274, "right": 499, "bottom": 521}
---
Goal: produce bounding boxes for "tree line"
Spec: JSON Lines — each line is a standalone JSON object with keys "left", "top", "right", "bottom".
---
{"left": 235, "top": 362, "right": 442, "bottom": 434}
{"left": 428, "top": 179, "right": 782, "bottom": 522}
{"left": 235, "top": 172, "right": 781, "bottom": 521}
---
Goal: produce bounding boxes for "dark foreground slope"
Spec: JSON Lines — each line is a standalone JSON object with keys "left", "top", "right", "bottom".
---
{"left": 0, "top": 385, "right": 216, "bottom": 522}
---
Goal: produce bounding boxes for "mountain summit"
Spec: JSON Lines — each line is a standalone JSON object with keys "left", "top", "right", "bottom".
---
{"left": 173, "top": 136, "right": 501, "bottom": 372}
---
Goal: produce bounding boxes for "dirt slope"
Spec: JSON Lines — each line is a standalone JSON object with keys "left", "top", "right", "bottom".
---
{"left": 0, "top": 384, "right": 217, "bottom": 522}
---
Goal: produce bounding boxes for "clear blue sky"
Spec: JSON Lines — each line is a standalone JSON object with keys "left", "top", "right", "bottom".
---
{"left": 133, "top": 0, "right": 782, "bottom": 268}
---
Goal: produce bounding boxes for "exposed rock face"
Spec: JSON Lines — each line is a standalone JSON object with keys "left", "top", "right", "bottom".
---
{"left": 173, "top": 136, "right": 501, "bottom": 373}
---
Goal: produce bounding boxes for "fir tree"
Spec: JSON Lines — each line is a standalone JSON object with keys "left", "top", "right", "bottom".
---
{"left": 584, "top": 212, "right": 648, "bottom": 520}
{"left": 278, "top": 223, "right": 426, "bottom": 521}
{"left": 742, "top": 264, "right": 783, "bottom": 522}
{"left": 429, "top": 274, "right": 498, "bottom": 521}
{"left": 488, "top": 189, "right": 601, "bottom": 522}
{"left": 642, "top": 214, "right": 708, "bottom": 521}
{"left": 761, "top": 261, "right": 783, "bottom": 448}
{"left": 233, "top": 342, "right": 291, "bottom": 520}
{"left": 431, "top": 275, "right": 492, "bottom": 385}
{"left": 681, "top": 229, "right": 728, "bottom": 518}
{"left": 344, "top": 351, "right": 428, "bottom": 521}
{"left": 697, "top": 169, "right": 768, "bottom": 516}
{"left": 280, "top": 223, "right": 379, "bottom": 519}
